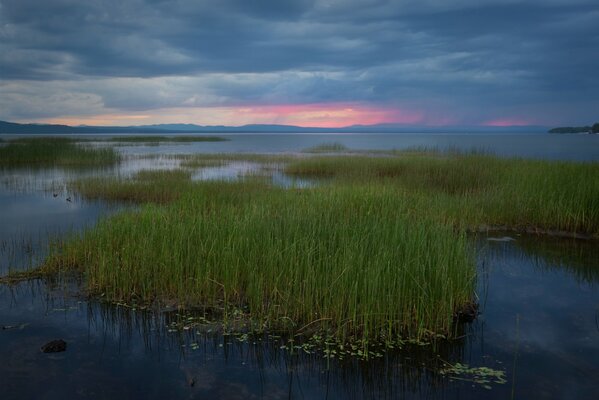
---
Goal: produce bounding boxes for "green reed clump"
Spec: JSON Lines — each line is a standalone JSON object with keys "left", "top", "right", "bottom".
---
{"left": 484, "top": 159, "right": 599, "bottom": 233}
{"left": 105, "top": 136, "right": 228, "bottom": 143}
{"left": 0, "top": 137, "right": 120, "bottom": 166}
{"left": 72, "top": 169, "right": 192, "bottom": 204}
{"left": 45, "top": 180, "right": 475, "bottom": 343}
{"left": 303, "top": 142, "right": 349, "bottom": 153}
{"left": 285, "top": 154, "right": 599, "bottom": 235}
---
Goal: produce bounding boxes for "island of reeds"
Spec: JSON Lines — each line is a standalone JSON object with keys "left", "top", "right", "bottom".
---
{"left": 4, "top": 141, "right": 598, "bottom": 351}
{"left": 0, "top": 137, "right": 120, "bottom": 166}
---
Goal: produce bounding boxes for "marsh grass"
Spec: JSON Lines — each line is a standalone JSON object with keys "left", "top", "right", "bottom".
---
{"left": 0, "top": 137, "right": 120, "bottom": 166}
{"left": 179, "top": 153, "right": 300, "bottom": 168}
{"left": 72, "top": 169, "right": 192, "bottom": 204}
{"left": 285, "top": 154, "right": 599, "bottom": 234}
{"left": 303, "top": 142, "right": 349, "bottom": 153}
{"left": 45, "top": 180, "right": 476, "bottom": 344}
{"left": 36, "top": 151, "right": 599, "bottom": 347}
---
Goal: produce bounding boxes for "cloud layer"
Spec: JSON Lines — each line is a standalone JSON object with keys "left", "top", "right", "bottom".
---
{"left": 1, "top": 0, "right": 598, "bottom": 126}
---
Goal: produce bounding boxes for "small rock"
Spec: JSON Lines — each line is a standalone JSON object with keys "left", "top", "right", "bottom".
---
{"left": 2, "top": 325, "right": 16, "bottom": 330}
{"left": 41, "top": 339, "right": 67, "bottom": 353}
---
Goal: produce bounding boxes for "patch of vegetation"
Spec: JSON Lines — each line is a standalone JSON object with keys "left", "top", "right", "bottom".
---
{"left": 72, "top": 169, "right": 192, "bottom": 204}
{"left": 178, "top": 153, "right": 299, "bottom": 168}
{"left": 440, "top": 362, "right": 507, "bottom": 389}
{"left": 44, "top": 177, "right": 476, "bottom": 345}
{"left": 33, "top": 151, "right": 599, "bottom": 348}
{"left": 0, "top": 137, "right": 120, "bottom": 166}
{"left": 285, "top": 153, "right": 599, "bottom": 235}
{"left": 0, "top": 264, "right": 56, "bottom": 285}
{"left": 302, "top": 142, "right": 349, "bottom": 153}
{"left": 549, "top": 122, "right": 598, "bottom": 133}
{"left": 105, "top": 136, "right": 228, "bottom": 143}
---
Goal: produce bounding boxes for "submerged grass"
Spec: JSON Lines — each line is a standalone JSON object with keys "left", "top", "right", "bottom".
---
{"left": 0, "top": 137, "right": 120, "bottom": 166}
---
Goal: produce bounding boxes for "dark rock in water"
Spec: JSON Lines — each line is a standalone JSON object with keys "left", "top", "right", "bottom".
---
{"left": 41, "top": 339, "right": 67, "bottom": 353}
{"left": 454, "top": 302, "right": 478, "bottom": 323}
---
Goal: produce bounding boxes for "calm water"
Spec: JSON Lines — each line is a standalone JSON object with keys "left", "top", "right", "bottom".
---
{"left": 0, "top": 135, "right": 598, "bottom": 399}
{"left": 2, "top": 132, "right": 599, "bottom": 161}
{"left": 1, "top": 235, "right": 597, "bottom": 399}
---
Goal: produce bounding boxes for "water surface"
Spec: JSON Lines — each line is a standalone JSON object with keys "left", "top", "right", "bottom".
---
{"left": 2, "top": 132, "right": 598, "bottom": 161}
{"left": 0, "top": 136, "right": 597, "bottom": 399}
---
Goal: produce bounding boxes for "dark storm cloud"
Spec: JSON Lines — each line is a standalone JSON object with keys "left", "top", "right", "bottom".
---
{"left": 0, "top": 0, "right": 598, "bottom": 124}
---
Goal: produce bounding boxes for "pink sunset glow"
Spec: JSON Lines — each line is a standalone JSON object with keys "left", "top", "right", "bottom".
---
{"left": 483, "top": 118, "right": 533, "bottom": 127}
{"left": 36, "top": 103, "right": 426, "bottom": 128}
{"left": 231, "top": 103, "right": 424, "bottom": 128}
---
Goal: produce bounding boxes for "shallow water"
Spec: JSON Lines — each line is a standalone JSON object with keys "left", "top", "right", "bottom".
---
{"left": 0, "top": 155, "right": 310, "bottom": 274}
{"left": 0, "top": 138, "right": 598, "bottom": 399}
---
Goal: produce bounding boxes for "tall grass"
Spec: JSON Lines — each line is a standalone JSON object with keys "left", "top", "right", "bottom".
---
{"left": 40, "top": 151, "right": 598, "bottom": 345}
{"left": 303, "top": 142, "right": 349, "bottom": 153}
{"left": 285, "top": 154, "right": 599, "bottom": 235}
{"left": 179, "top": 153, "right": 299, "bottom": 168}
{"left": 46, "top": 180, "right": 475, "bottom": 343}
{"left": 72, "top": 169, "right": 192, "bottom": 204}
{"left": 0, "top": 137, "right": 120, "bottom": 166}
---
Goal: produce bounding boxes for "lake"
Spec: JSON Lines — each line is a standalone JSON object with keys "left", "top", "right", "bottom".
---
{"left": 0, "top": 133, "right": 598, "bottom": 399}
{"left": 2, "top": 132, "right": 599, "bottom": 161}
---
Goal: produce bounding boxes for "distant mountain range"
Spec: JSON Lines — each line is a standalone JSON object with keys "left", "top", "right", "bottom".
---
{"left": 0, "top": 120, "right": 550, "bottom": 134}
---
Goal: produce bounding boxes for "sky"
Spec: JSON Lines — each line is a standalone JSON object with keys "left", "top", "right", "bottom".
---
{"left": 1, "top": 0, "right": 598, "bottom": 128}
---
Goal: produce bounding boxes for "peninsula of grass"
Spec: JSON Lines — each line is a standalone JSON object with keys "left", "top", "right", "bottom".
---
{"left": 285, "top": 153, "right": 599, "bottom": 235}
{"left": 0, "top": 137, "right": 120, "bottom": 166}
{"left": 105, "top": 136, "right": 228, "bottom": 143}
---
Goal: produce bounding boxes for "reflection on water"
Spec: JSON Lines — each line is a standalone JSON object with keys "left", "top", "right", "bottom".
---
{"left": 473, "top": 236, "right": 599, "bottom": 399}
{"left": 1, "top": 235, "right": 598, "bottom": 398}
{"left": 0, "top": 279, "right": 471, "bottom": 399}
{"left": 0, "top": 190, "right": 115, "bottom": 274}
{"left": 514, "top": 235, "right": 599, "bottom": 284}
